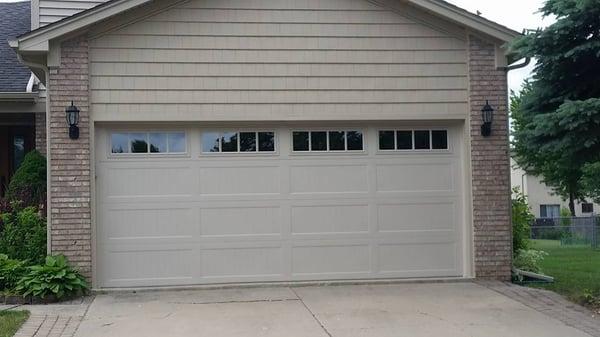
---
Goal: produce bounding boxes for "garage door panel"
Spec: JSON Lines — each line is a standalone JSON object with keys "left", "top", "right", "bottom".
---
{"left": 199, "top": 206, "right": 282, "bottom": 236}
{"left": 291, "top": 204, "right": 369, "bottom": 234}
{"left": 199, "top": 166, "right": 280, "bottom": 195}
{"left": 379, "top": 243, "right": 458, "bottom": 274}
{"left": 201, "top": 247, "right": 284, "bottom": 278}
{"left": 290, "top": 164, "right": 369, "bottom": 194}
{"left": 104, "top": 207, "right": 196, "bottom": 239}
{"left": 292, "top": 244, "right": 371, "bottom": 276}
{"left": 377, "top": 202, "right": 456, "bottom": 232}
{"left": 375, "top": 162, "right": 455, "bottom": 193}
{"left": 100, "top": 248, "right": 195, "bottom": 286}
{"left": 104, "top": 166, "right": 195, "bottom": 197}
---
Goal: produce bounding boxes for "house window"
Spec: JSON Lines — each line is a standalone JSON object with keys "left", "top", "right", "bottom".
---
{"left": 292, "top": 130, "right": 364, "bottom": 152}
{"left": 540, "top": 204, "right": 560, "bottom": 218}
{"left": 202, "top": 131, "right": 276, "bottom": 153}
{"left": 582, "top": 203, "right": 594, "bottom": 214}
{"left": 12, "top": 136, "right": 25, "bottom": 171}
{"left": 111, "top": 132, "right": 186, "bottom": 154}
{"left": 378, "top": 129, "right": 448, "bottom": 151}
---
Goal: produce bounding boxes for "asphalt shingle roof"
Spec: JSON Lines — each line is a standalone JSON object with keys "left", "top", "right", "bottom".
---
{"left": 0, "top": 1, "right": 31, "bottom": 92}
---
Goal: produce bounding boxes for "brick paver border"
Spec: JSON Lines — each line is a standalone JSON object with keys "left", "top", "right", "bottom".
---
{"left": 13, "top": 314, "right": 83, "bottom": 337}
{"left": 479, "top": 281, "right": 600, "bottom": 337}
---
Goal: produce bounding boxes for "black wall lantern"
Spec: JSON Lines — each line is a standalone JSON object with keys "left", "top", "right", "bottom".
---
{"left": 66, "top": 101, "right": 80, "bottom": 140}
{"left": 481, "top": 100, "right": 494, "bottom": 137}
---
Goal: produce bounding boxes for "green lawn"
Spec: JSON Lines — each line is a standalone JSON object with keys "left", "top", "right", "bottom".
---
{"left": 0, "top": 311, "right": 29, "bottom": 337}
{"left": 530, "top": 239, "right": 600, "bottom": 308}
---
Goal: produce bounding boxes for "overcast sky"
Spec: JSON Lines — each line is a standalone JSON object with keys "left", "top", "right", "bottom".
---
{"left": 447, "top": 0, "right": 554, "bottom": 92}
{"left": 0, "top": 0, "right": 553, "bottom": 92}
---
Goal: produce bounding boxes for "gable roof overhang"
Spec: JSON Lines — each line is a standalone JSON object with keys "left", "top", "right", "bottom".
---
{"left": 407, "top": 0, "right": 520, "bottom": 43}
{"left": 10, "top": 0, "right": 522, "bottom": 64}
{"left": 9, "top": 0, "right": 153, "bottom": 53}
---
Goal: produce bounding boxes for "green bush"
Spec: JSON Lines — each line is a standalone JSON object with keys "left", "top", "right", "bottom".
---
{"left": 0, "top": 207, "right": 46, "bottom": 264}
{"left": 513, "top": 249, "right": 548, "bottom": 274}
{"left": 512, "top": 187, "right": 534, "bottom": 254}
{"left": 582, "top": 289, "right": 600, "bottom": 308}
{"left": 0, "top": 254, "right": 27, "bottom": 291}
{"left": 537, "top": 228, "right": 565, "bottom": 240}
{"left": 5, "top": 150, "right": 46, "bottom": 210}
{"left": 16, "top": 255, "right": 88, "bottom": 299}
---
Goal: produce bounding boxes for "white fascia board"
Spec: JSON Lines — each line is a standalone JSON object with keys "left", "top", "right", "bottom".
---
{"left": 16, "top": 0, "right": 153, "bottom": 52}
{"left": 408, "top": 0, "right": 521, "bottom": 43}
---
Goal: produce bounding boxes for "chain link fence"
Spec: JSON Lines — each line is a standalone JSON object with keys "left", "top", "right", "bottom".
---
{"left": 531, "top": 216, "right": 599, "bottom": 248}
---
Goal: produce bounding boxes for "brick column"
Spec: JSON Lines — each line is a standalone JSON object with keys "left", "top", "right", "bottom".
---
{"left": 34, "top": 111, "right": 46, "bottom": 155}
{"left": 468, "top": 35, "right": 512, "bottom": 280}
{"left": 47, "top": 35, "right": 92, "bottom": 279}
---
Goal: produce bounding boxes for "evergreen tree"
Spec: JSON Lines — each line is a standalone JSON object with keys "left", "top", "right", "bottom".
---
{"left": 511, "top": 0, "right": 600, "bottom": 214}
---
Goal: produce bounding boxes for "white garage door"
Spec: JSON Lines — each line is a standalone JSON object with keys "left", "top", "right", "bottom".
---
{"left": 95, "top": 124, "right": 466, "bottom": 288}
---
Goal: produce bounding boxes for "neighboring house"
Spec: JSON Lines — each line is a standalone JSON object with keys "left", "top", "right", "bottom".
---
{"left": 0, "top": 1, "right": 45, "bottom": 197}
{"left": 7, "top": 0, "right": 521, "bottom": 288}
{"left": 511, "top": 159, "right": 599, "bottom": 218}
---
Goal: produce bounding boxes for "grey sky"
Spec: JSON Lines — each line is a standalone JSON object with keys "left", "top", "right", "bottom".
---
{"left": 0, "top": 0, "right": 552, "bottom": 92}
{"left": 447, "top": 0, "right": 554, "bottom": 92}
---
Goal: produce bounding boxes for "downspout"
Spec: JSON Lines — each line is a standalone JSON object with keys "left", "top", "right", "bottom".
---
{"left": 499, "top": 57, "right": 531, "bottom": 72}
{"left": 502, "top": 56, "right": 531, "bottom": 271}
{"left": 15, "top": 53, "right": 52, "bottom": 255}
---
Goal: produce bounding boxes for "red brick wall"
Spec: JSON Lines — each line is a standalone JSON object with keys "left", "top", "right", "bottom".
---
{"left": 468, "top": 35, "right": 512, "bottom": 280}
{"left": 47, "top": 35, "right": 92, "bottom": 279}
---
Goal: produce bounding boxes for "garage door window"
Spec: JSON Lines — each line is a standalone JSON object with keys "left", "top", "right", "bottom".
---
{"left": 378, "top": 130, "right": 448, "bottom": 151}
{"left": 202, "top": 131, "right": 276, "bottom": 153}
{"left": 111, "top": 132, "right": 186, "bottom": 154}
{"left": 292, "top": 130, "right": 363, "bottom": 152}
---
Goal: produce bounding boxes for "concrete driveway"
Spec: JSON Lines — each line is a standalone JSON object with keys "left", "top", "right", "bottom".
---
{"left": 75, "top": 282, "right": 594, "bottom": 337}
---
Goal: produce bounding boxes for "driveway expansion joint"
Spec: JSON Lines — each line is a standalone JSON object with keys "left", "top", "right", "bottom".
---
{"left": 167, "top": 298, "right": 301, "bottom": 305}
{"left": 290, "top": 287, "right": 333, "bottom": 337}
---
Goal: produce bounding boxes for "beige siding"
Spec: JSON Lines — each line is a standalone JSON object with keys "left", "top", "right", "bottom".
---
{"left": 39, "top": 0, "right": 105, "bottom": 26}
{"left": 89, "top": 0, "right": 469, "bottom": 122}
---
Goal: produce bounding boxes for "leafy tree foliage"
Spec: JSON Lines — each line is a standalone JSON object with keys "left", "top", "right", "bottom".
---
{"left": 510, "top": 0, "right": 600, "bottom": 214}
{"left": 582, "top": 162, "right": 600, "bottom": 203}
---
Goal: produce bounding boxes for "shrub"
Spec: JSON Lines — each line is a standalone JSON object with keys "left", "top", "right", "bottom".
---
{"left": 0, "top": 198, "right": 13, "bottom": 232}
{"left": 559, "top": 207, "right": 572, "bottom": 225}
{"left": 0, "top": 254, "right": 27, "bottom": 291}
{"left": 16, "top": 255, "right": 88, "bottom": 300}
{"left": 582, "top": 289, "right": 600, "bottom": 308}
{"left": 513, "top": 249, "right": 548, "bottom": 274}
{"left": 5, "top": 150, "right": 46, "bottom": 211}
{"left": 512, "top": 187, "right": 534, "bottom": 254}
{"left": 0, "top": 207, "right": 46, "bottom": 264}
{"left": 537, "top": 228, "right": 565, "bottom": 240}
